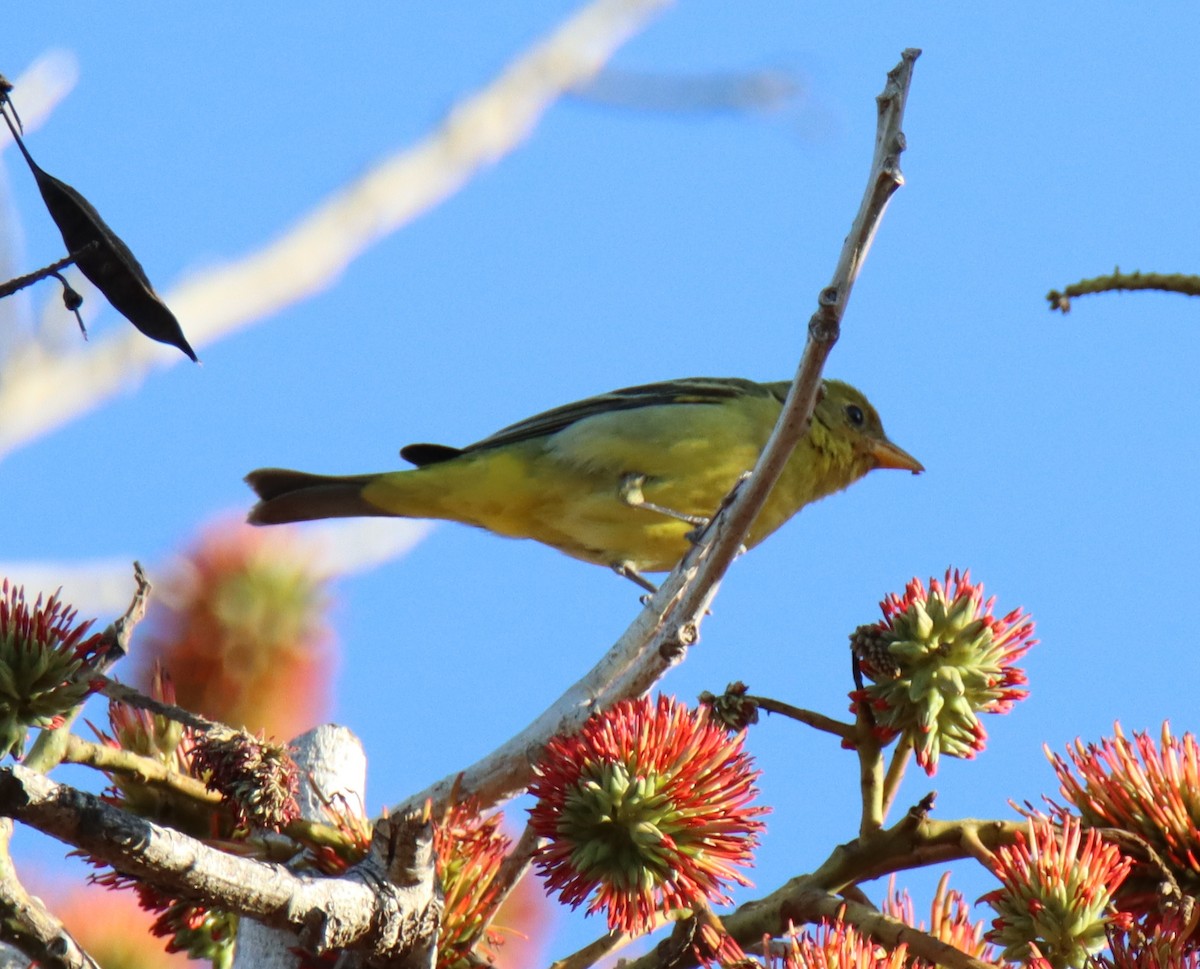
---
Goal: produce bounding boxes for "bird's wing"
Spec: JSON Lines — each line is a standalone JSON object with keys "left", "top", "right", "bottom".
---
{"left": 465, "top": 377, "right": 786, "bottom": 451}
{"left": 401, "top": 378, "right": 788, "bottom": 466}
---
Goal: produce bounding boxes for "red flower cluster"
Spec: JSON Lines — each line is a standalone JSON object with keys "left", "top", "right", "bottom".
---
{"left": 433, "top": 798, "right": 511, "bottom": 969}
{"left": 0, "top": 579, "right": 105, "bottom": 759}
{"left": 882, "top": 872, "right": 998, "bottom": 965}
{"left": 1049, "top": 722, "right": 1200, "bottom": 931}
{"left": 851, "top": 569, "right": 1035, "bottom": 774}
{"left": 528, "top": 694, "right": 767, "bottom": 935}
{"left": 981, "top": 816, "right": 1132, "bottom": 966}
{"left": 765, "top": 918, "right": 910, "bottom": 969}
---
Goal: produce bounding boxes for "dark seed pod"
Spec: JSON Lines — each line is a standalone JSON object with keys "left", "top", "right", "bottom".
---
{"left": 2, "top": 104, "right": 197, "bottom": 361}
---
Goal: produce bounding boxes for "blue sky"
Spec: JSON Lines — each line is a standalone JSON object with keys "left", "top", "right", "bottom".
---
{"left": 4, "top": 2, "right": 1200, "bottom": 962}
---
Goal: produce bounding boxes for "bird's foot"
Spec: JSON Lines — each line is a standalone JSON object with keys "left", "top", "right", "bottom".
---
{"left": 682, "top": 523, "right": 748, "bottom": 558}
{"left": 683, "top": 471, "right": 752, "bottom": 545}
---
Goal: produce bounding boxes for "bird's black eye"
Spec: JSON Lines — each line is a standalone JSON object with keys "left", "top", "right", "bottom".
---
{"left": 845, "top": 404, "right": 865, "bottom": 426}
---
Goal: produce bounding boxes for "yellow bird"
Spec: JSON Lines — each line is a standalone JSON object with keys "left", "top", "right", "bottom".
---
{"left": 246, "top": 377, "right": 922, "bottom": 589}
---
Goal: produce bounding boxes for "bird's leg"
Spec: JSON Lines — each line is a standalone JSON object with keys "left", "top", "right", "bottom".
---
{"left": 612, "top": 562, "right": 658, "bottom": 597}
{"left": 618, "top": 473, "right": 709, "bottom": 527}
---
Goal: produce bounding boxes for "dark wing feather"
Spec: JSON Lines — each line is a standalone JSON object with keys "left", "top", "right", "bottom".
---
{"left": 457, "top": 377, "right": 787, "bottom": 454}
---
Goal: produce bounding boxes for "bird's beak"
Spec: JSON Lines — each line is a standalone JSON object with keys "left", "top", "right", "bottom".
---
{"left": 871, "top": 438, "right": 924, "bottom": 474}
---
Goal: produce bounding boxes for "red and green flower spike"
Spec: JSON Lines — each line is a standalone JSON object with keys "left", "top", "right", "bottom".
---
{"left": 767, "top": 918, "right": 911, "bottom": 969}
{"left": 433, "top": 798, "right": 511, "bottom": 969}
{"left": 0, "top": 580, "right": 106, "bottom": 759}
{"left": 980, "top": 816, "right": 1132, "bottom": 968}
{"left": 1096, "top": 915, "right": 1200, "bottom": 969}
{"left": 1047, "top": 721, "right": 1200, "bottom": 927}
{"left": 850, "top": 568, "right": 1036, "bottom": 774}
{"left": 90, "top": 868, "right": 237, "bottom": 969}
{"left": 190, "top": 729, "right": 300, "bottom": 834}
{"left": 303, "top": 791, "right": 372, "bottom": 876}
{"left": 100, "top": 663, "right": 191, "bottom": 769}
{"left": 528, "top": 694, "right": 767, "bottom": 936}
{"left": 882, "top": 871, "right": 999, "bottom": 965}
{"left": 140, "top": 519, "right": 333, "bottom": 740}
{"left": 91, "top": 664, "right": 206, "bottom": 827}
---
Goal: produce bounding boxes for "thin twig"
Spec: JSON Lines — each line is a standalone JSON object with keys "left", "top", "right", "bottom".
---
{"left": 0, "top": 243, "right": 98, "bottom": 300}
{"left": 549, "top": 928, "right": 634, "bottom": 969}
{"left": 748, "top": 696, "right": 854, "bottom": 740}
{"left": 61, "top": 734, "right": 218, "bottom": 804}
{"left": 96, "top": 677, "right": 223, "bottom": 735}
{"left": 671, "top": 48, "right": 920, "bottom": 597}
{"left": 879, "top": 734, "right": 913, "bottom": 819}
{"left": 474, "top": 822, "right": 542, "bottom": 947}
{"left": 1047, "top": 269, "right": 1200, "bottom": 312}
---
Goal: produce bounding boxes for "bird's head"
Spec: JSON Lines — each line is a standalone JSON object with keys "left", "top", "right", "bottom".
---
{"left": 816, "top": 380, "right": 924, "bottom": 475}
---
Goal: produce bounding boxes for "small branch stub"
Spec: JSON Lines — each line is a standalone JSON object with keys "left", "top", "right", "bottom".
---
{"left": 1047, "top": 269, "right": 1200, "bottom": 312}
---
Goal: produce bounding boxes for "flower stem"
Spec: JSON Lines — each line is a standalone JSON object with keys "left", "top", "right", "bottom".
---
{"left": 880, "top": 735, "right": 913, "bottom": 820}
{"left": 855, "top": 702, "right": 885, "bottom": 835}
{"left": 62, "top": 735, "right": 219, "bottom": 804}
{"left": 746, "top": 696, "right": 854, "bottom": 739}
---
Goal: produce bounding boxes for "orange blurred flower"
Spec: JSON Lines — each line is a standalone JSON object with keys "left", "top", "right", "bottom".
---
{"left": 139, "top": 519, "right": 333, "bottom": 740}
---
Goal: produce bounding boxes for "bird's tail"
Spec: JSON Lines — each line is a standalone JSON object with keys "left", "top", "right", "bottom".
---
{"left": 245, "top": 468, "right": 391, "bottom": 524}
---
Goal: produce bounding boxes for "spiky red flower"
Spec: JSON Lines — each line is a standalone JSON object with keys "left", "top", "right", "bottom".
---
{"left": 765, "top": 918, "right": 909, "bottom": 968}
{"left": 689, "top": 906, "right": 749, "bottom": 968}
{"left": 433, "top": 798, "right": 511, "bottom": 969}
{"left": 1048, "top": 722, "right": 1200, "bottom": 930}
{"left": 0, "top": 580, "right": 105, "bottom": 759}
{"left": 302, "top": 791, "right": 372, "bottom": 875}
{"left": 882, "top": 872, "right": 999, "bottom": 965}
{"left": 528, "top": 694, "right": 767, "bottom": 935}
{"left": 93, "top": 665, "right": 213, "bottom": 824}
{"left": 980, "top": 816, "right": 1132, "bottom": 967}
{"left": 850, "top": 569, "right": 1035, "bottom": 774}
{"left": 1097, "top": 914, "right": 1200, "bottom": 969}
{"left": 99, "top": 663, "right": 193, "bottom": 770}
{"left": 191, "top": 729, "right": 300, "bottom": 833}
{"left": 89, "top": 867, "right": 237, "bottom": 966}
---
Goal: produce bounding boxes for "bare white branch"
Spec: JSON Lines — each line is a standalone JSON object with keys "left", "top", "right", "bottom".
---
{"left": 0, "top": 764, "right": 436, "bottom": 963}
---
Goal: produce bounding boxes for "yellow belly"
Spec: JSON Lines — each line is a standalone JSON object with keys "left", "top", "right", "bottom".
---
{"left": 363, "top": 445, "right": 714, "bottom": 570}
